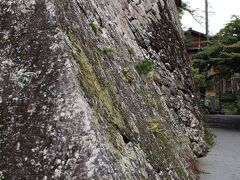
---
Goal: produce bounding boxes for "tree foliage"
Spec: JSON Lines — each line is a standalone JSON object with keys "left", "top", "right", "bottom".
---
{"left": 193, "top": 16, "right": 240, "bottom": 81}
{"left": 176, "top": 1, "right": 202, "bottom": 24}
{"left": 217, "top": 15, "right": 240, "bottom": 45}
{"left": 176, "top": 1, "right": 192, "bottom": 20}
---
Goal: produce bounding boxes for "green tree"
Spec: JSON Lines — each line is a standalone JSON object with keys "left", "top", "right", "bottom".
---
{"left": 192, "top": 16, "right": 240, "bottom": 114}
{"left": 176, "top": 1, "right": 202, "bottom": 24}
{"left": 193, "top": 16, "right": 240, "bottom": 81}
{"left": 176, "top": 1, "right": 192, "bottom": 20}
{"left": 217, "top": 15, "right": 240, "bottom": 45}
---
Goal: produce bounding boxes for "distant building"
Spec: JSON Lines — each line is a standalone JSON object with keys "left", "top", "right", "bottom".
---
{"left": 184, "top": 29, "right": 208, "bottom": 60}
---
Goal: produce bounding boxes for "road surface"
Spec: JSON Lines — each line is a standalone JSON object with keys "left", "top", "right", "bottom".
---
{"left": 199, "top": 115, "right": 240, "bottom": 180}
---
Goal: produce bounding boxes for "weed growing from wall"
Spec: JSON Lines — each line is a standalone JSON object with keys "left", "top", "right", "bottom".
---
{"left": 128, "top": 48, "right": 135, "bottom": 55}
{"left": 204, "top": 125, "right": 215, "bottom": 151}
{"left": 122, "top": 67, "right": 134, "bottom": 84}
{"left": 135, "top": 59, "right": 155, "bottom": 75}
{"left": 104, "top": 46, "right": 117, "bottom": 53}
{"left": 90, "top": 21, "right": 98, "bottom": 35}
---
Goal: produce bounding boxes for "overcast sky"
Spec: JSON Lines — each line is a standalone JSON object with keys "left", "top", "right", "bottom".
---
{"left": 181, "top": 0, "right": 240, "bottom": 35}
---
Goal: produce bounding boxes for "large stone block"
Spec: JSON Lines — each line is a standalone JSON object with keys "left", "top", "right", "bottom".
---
{"left": 0, "top": 0, "right": 206, "bottom": 179}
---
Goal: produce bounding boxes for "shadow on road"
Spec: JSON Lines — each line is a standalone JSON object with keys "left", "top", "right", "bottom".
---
{"left": 204, "top": 115, "right": 240, "bottom": 130}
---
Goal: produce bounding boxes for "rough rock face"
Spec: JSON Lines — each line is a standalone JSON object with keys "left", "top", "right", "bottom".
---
{"left": 0, "top": 0, "right": 206, "bottom": 179}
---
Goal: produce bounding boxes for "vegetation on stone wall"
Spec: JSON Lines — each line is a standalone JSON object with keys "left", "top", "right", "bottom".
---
{"left": 122, "top": 67, "right": 134, "bottom": 84}
{"left": 104, "top": 46, "right": 117, "bottom": 53}
{"left": 90, "top": 21, "right": 98, "bottom": 35}
{"left": 127, "top": 48, "right": 135, "bottom": 55}
{"left": 135, "top": 59, "right": 155, "bottom": 75}
{"left": 204, "top": 125, "right": 215, "bottom": 150}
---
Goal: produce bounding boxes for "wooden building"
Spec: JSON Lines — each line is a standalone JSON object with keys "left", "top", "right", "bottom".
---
{"left": 185, "top": 29, "right": 208, "bottom": 61}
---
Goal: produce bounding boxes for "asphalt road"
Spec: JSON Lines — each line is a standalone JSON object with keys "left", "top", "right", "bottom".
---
{"left": 199, "top": 115, "right": 240, "bottom": 180}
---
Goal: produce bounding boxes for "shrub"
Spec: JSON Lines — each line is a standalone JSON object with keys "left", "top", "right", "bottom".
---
{"left": 222, "top": 92, "right": 236, "bottom": 102}
{"left": 221, "top": 91, "right": 240, "bottom": 115}
{"left": 135, "top": 59, "right": 155, "bottom": 75}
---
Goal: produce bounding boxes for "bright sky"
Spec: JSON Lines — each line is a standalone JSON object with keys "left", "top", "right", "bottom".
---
{"left": 181, "top": 0, "right": 240, "bottom": 35}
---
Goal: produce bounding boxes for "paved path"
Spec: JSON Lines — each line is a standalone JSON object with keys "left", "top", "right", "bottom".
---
{"left": 199, "top": 126, "right": 240, "bottom": 180}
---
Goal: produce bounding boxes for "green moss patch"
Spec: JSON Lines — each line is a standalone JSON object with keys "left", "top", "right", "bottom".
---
{"left": 64, "top": 25, "right": 132, "bottom": 161}
{"left": 147, "top": 118, "right": 168, "bottom": 142}
{"left": 103, "top": 46, "right": 117, "bottom": 53}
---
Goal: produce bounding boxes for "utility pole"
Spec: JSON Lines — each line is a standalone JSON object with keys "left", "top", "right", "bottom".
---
{"left": 205, "top": 0, "right": 209, "bottom": 38}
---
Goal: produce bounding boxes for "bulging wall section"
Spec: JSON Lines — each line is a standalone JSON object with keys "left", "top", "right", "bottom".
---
{"left": 0, "top": 0, "right": 206, "bottom": 179}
